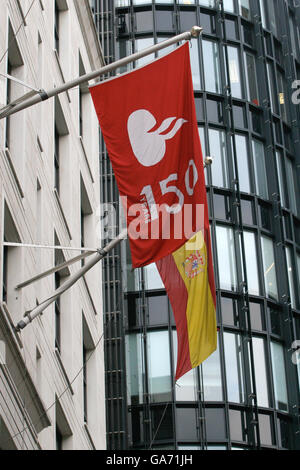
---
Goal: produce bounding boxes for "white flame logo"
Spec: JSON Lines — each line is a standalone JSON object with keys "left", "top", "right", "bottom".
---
{"left": 127, "top": 109, "right": 187, "bottom": 167}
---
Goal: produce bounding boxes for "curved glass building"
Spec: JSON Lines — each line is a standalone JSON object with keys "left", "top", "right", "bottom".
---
{"left": 90, "top": 0, "right": 300, "bottom": 450}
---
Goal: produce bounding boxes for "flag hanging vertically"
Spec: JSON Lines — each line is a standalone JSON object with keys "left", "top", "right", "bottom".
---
{"left": 156, "top": 230, "right": 216, "bottom": 381}
{"left": 90, "top": 41, "right": 217, "bottom": 380}
{"left": 90, "top": 42, "right": 206, "bottom": 268}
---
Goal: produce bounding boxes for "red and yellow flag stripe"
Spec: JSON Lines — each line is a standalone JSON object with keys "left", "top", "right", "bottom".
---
{"left": 156, "top": 230, "right": 216, "bottom": 381}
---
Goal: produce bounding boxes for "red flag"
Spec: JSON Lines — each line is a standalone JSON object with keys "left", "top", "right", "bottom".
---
{"left": 90, "top": 42, "right": 205, "bottom": 268}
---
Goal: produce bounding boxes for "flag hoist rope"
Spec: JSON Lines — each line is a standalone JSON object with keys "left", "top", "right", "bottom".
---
{"left": 0, "top": 26, "right": 203, "bottom": 120}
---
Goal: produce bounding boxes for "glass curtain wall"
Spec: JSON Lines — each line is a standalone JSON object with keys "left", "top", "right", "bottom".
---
{"left": 91, "top": 0, "right": 300, "bottom": 450}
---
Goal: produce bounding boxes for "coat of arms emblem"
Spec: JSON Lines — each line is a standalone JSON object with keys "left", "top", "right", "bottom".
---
{"left": 183, "top": 250, "right": 206, "bottom": 279}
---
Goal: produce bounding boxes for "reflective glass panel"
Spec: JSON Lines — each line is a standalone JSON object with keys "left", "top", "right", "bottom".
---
{"left": 216, "top": 226, "right": 237, "bottom": 291}
{"left": 261, "top": 236, "right": 278, "bottom": 300}
{"left": 241, "top": 231, "right": 260, "bottom": 296}
{"left": 270, "top": 341, "right": 288, "bottom": 412}
{"left": 239, "top": 0, "right": 251, "bottom": 19}
{"left": 251, "top": 337, "right": 269, "bottom": 407}
{"left": 252, "top": 140, "right": 268, "bottom": 199}
{"left": 190, "top": 38, "right": 201, "bottom": 90}
{"left": 148, "top": 330, "right": 172, "bottom": 402}
{"left": 234, "top": 134, "right": 251, "bottom": 193}
{"left": 202, "top": 40, "right": 221, "bottom": 94}
{"left": 276, "top": 151, "right": 287, "bottom": 208}
{"left": 227, "top": 46, "right": 242, "bottom": 99}
{"left": 244, "top": 52, "right": 259, "bottom": 105}
{"left": 285, "top": 246, "right": 296, "bottom": 309}
{"left": 144, "top": 263, "right": 164, "bottom": 290}
{"left": 286, "top": 158, "right": 298, "bottom": 215}
{"left": 126, "top": 333, "right": 144, "bottom": 405}
{"left": 202, "top": 340, "right": 223, "bottom": 401}
{"left": 209, "top": 128, "right": 229, "bottom": 188}
{"left": 224, "top": 332, "right": 245, "bottom": 403}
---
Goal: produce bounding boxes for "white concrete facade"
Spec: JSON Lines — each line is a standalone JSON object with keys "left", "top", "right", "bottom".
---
{"left": 0, "top": 0, "right": 106, "bottom": 450}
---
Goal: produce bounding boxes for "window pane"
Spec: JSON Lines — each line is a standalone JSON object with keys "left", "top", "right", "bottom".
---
{"left": 173, "top": 330, "right": 197, "bottom": 402}
{"left": 259, "top": 414, "right": 274, "bottom": 446}
{"left": 277, "top": 70, "right": 288, "bottom": 122}
{"left": 229, "top": 409, "right": 246, "bottom": 442}
{"left": 244, "top": 53, "right": 259, "bottom": 105}
{"left": 148, "top": 330, "right": 172, "bottom": 402}
{"left": 202, "top": 40, "right": 221, "bottom": 94}
{"left": 252, "top": 140, "right": 268, "bottom": 199}
{"left": 209, "top": 128, "right": 229, "bottom": 188}
{"left": 223, "top": 0, "right": 234, "bottom": 12}
{"left": 190, "top": 38, "right": 201, "bottom": 90}
{"left": 216, "top": 226, "right": 237, "bottom": 291}
{"left": 239, "top": 0, "right": 251, "bottom": 19}
{"left": 261, "top": 236, "right": 278, "bottom": 300}
{"left": 227, "top": 46, "right": 242, "bottom": 99}
{"left": 199, "top": 0, "right": 216, "bottom": 8}
{"left": 224, "top": 332, "right": 245, "bottom": 403}
{"left": 126, "top": 333, "right": 144, "bottom": 405}
{"left": 270, "top": 342, "right": 288, "bottom": 412}
{"left": 202, "top": 340, "right": 223, "bottom": 401}
{"left": 286, "top": 158, "right": 298, "bottom": 215}
{"left": 144, "top": 263, "right": 164, "bottom": 290}
{"left": 275, "top": 151, "right": 287, "bottom": 208}
{"left": 234, "top": 134, "right": 251, "bottom": 193}
{"left": 241, "top": 231, "right": 260, "bottom": 296}
{"left": 251, "top": 337, "right": 269, "bottom": 407}
{"left": 205, "top": 408, "right": 227, "bottom": 440}
{"left": 176, "top": 408, "right": 198, "bottom": 441}
{"left": 285, "top": 247, "right": 296, "bottom": 309}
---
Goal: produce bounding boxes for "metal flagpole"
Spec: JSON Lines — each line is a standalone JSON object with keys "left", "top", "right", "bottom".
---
{"left": 0, "top": 26, "right": 203, "bottom": 120}
{"left": 15, "top": 229, "right": 128, "bottom": 331}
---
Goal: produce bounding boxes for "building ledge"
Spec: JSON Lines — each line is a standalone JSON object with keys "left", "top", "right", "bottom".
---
{"left": 0, "top": 302, "right": 51, "bottom": 436}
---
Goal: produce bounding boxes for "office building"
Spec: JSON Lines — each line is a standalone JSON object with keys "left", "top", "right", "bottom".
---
{"left": 90, "top": 0, "right": 300, "bottom": 450}
{"left": 0, "top": 0, "right": 106, "bottom": 450}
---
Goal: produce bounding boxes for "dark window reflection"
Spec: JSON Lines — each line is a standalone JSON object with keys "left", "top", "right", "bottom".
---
{"left": 229, "top": 409, "right": 246, "bottom": 442}
{"left": 259, "top": 202, "right": 272, "bottom": 231}
{"left": 249, "top": 302, "right": 265, "bottom": 331}
{"left": 179, "top": 10, "right": 197, "bottom": 32}
{"left": 225, "top": 18, "right": 238, "bottom": 40}
{"left": 221, "top": 296, "right": 239, "bottom": 327}
{"left": 205, "top": 408, "right": 227, "bottom": 441}
{"left": 152, "top": 406, "right": 174, "bottom": 441}
{"left": 233, "top": 104, "right": 246, "bottom": 128}
{"left": 148, "top": 294, "right": 169, "bottom": 326}
{"left": 206, "top": 99, "right": 224, "bottom": 123}
{"left": 269, "top": 306, "right": 282, "bottom": 336}
{"left": 176, "top": 408, "right": 198, "bottom": 441}
{"left": 213, "top": 193, "right": 231, "bottom": 220}
{"left": 195, "top": 97, "right": 204, "bottom": 121}
{"left": 155, "top": 10, "right": 174, "bottom": 31}
{"left": 259, "top": 414, "right": 274, "bottom": 446}
{"left": 200, "top": 12, "right": 216, "bottom": 35}
{"left": 240, "top": 199, "right": 254, "bottom": 225}
{"left": 135, "top": 10, "right": 153, "bottom": 32}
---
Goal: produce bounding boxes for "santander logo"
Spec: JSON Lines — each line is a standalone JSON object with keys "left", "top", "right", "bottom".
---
{"left": 127, "top": 109, "right": 187, "bottom": 167}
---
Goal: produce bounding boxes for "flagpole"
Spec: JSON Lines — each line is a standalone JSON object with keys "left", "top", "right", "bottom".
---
{"left": 15, "top": 229, "right": 127, "bottom": 331}
{"left": 0, "top": 26, "right": 203, "bottom": 120}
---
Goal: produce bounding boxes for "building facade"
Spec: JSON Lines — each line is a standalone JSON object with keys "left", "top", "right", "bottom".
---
{"left": 0, "top": 0, "right": 106, "bottom": 449}
{"left": 91, "top": 0, "right": 300, "bottom": 451}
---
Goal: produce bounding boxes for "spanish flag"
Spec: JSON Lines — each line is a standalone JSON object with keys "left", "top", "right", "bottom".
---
{"left": 156, "top": 229, "right": 216, "bottom": 381}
